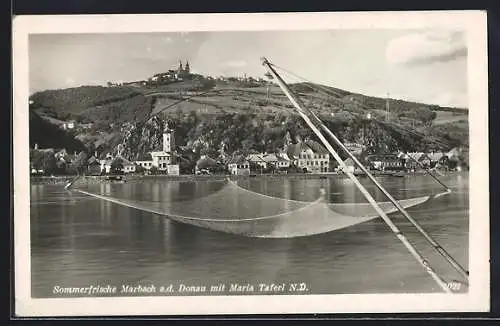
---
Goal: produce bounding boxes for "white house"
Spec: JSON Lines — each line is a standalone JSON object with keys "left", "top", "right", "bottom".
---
{"left": 247, "top": 153, "right": 267, "bottom": 169}
{"left": 227, "top": 155, "right": 250, "bottom": 176}
{"left": 340, "top": 157, "right": 356, "bottom": 173}
{"left": 275, "top": 153, "right": 291, "bottom": 169}
{"left": 135, "top": 160, "right": 154, "bottom": 170}
{"left": 100, "top": 158, "right": 113, "bottom": 174}
{"left": 62, "top": 120, "right": 75, "bottom": 130}
{"left": 148, "top": 125, "right": 176, "bottom": 171}
{"left": 286, "top": 140, "right": 329, "bottom": 173}
{"left": 150, "top": 151, "right": 172, "bottom": 170}
{"left": 121, "top": 158, "right": 136, "bottom": 173}
{"left": 167, "top": 164, "right": 180, "bottom": 175}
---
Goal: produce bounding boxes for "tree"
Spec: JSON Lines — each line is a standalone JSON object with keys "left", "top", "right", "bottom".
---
{"left": 135, "top": 164, "right": 145, "bottom": 174}
{"left": 70, "top": 151, "right": 88, "bottom": 175}
{"left": 41, "top": 153, "right": 57, "bottom": 175}
{"left": 110, "top": 158, "right": 124, "bottom": 174}
{"left": 30, "top": 149, "right": 46, "bottom": 170}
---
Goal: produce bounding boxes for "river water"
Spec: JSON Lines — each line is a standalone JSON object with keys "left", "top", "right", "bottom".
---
{"left": 30, "top": 173, "right": 469, "bottom": 297}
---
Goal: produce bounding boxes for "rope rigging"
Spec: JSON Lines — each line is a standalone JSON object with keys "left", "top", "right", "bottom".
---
{"left": 63, "top": 59, "right": 468, "bottom": 292}
{"left": 261, "top": 57, "right": 468, "bottom": 291}
{"left": 269, "top": 63, "right": 453, "bottom": 149}
{"left": 269, "top": 63, "right": 453, "bottom": 191}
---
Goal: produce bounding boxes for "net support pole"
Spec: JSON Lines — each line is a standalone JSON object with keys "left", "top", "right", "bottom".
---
{"left": 273, "top": 68, "right": 465, "bottom": 280}
{"left": 261, "top": 57, "right": 452, "bottom": 293}
{"left": 404, "top": 153, "right": 451, "bottom": 192}
{"left": 316, "top": 121, "right": 468, "bottom": 281}
{"left": 265, "top": 60, "right": 468, "bottom": 283}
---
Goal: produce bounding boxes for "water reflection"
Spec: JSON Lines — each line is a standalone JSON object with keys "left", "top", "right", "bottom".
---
{"left": 30, "top": 173, "right": 469, "bottom": 297}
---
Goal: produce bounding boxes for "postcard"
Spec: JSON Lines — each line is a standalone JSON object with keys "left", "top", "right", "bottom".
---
{"left": 13, "top": 11, "right": 489, "bottom": 316}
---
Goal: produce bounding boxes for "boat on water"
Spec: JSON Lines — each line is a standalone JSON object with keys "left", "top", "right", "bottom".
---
{"left": 106, "top": 175, "right": 126, "bottom": 182}
{"left": 392, "top": 171, "right": 405, "bottom": 178}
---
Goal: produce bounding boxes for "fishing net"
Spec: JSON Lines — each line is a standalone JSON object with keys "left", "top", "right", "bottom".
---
{"left": 73, "top": 180, "right": 434, "bottom": 238}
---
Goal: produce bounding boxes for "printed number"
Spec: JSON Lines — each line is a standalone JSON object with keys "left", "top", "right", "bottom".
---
{"left": 447, "top": 281, "right": 461, "bottom": 291}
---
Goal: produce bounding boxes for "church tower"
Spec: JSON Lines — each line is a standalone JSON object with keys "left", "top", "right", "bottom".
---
{"left": 178, "top": 60, "right": 183, "bottom": 73}
{"left": 185, "top": 61, "right": 190, "bottom": 74}
{"left": 163, "top": 123, "right": 175, "bottom": 154}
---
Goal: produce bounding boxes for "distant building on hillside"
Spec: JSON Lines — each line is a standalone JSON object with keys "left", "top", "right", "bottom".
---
{"left": 344, "top": 142, "right": 365, "bottom": 156}
{"left": 62, "top": 120, "right": 75, "bottom": 130}
{"left": 147, "top": 60, "right": 192, "bottom": 85}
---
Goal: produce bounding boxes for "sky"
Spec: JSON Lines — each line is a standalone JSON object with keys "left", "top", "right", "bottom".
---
{"left": 29, "top": 29, "right": 468, "bottom": 108}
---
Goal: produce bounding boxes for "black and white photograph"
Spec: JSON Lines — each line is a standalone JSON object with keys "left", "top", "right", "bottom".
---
{"left": 13, "top": 12, "right": 489, "bottom": 316}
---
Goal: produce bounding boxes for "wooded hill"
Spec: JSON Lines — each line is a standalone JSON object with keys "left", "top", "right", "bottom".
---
{"left": 28, "top": 79, "right": 469, "bottom": 160}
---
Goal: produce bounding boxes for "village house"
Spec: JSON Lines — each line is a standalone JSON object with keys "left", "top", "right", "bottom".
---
{"left": 62, "top": 120, "right": 76, "bottom": 130}
{"left": 99, "top": 158, "right": 113, "bottom": 174}
{"left": 344, "top": 142, "right": 365, "bottom": 156}
{"left": 247, "top": 153, "right": 267, "bottom": 169}
{"left": 262, "top": 154, "right": 279, "bottom": 170}
{"left": 195, "top": 155, "right": 217, "bottom": 174}
{"left": 87, "top": 155, "right": 102, "bottom": 175}
{"left": 227, "top": 155, "right": 250, "bottom": 176}
{"left": 340, "top": 157, "right": 356, "bottom": 173}
{"left": 365, "top": 154, "right": 405, "bottom": 171}
{"left": 406, "top": 152, "right": 432, "bottom": 170}
{"left": 428, "top": 152, "right": 449, "bottom": 168}
{"left": 133, "top": 123, "right": 180, "bottom": 174}
{"left": 275, "top": 153, "right": 291, "bottom": 169}
{"left": 79, "top": 123, "right": 94, "bottom": 130}
{"left": 121, "top": 158, "right": 136, "bottom": 173}
{"left": 148, "top": 126, "right": 176, "bottom": 171}
{"left": 285, "top": 139, "right": 330, "bottom": 173}
{"left": 135, "top": 153, "right": 154, "bottom": 171}
{"left": 246, "top": 152, "right": 291, "bottom": 173}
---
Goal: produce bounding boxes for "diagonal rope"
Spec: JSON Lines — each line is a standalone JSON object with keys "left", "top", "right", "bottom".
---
{"left": 269, "top": 62, "right": 467, "bottom": 282}
{"left": 262, "top": 57, "right": 454, "bottom": 293}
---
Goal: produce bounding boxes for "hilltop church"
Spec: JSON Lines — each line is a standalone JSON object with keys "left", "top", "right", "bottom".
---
{"left": 149, "top": 60, "right": 192, "bottom": 84}
{"left": 177, "top": 60, "right": 191, "bottom": 78}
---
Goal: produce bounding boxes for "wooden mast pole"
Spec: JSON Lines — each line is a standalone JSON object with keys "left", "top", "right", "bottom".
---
{"left": 261, "top": 57, "right": 452, "bottom": 293}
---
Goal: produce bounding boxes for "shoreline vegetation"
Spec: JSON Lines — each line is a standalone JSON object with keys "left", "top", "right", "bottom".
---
{"left": 30, "top": 170, "right": 465, "bottom": 186}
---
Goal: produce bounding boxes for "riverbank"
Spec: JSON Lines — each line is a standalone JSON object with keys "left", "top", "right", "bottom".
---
{"left": 30, "top": 170, "right": 463, "bottom": 186}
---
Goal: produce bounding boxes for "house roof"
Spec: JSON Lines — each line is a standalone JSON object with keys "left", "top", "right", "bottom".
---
{"left": 150, "top": 151, "right": 170, "bottom": 157}
{"left": 276, "top": 155, "right": 290, "bottom": 162}
{"left": 246, "top": 154, "right": 264, "bottom": 162}
{"left": 285, "top": 140, "right": 329, "bottom": 157}
{"left": 343, "top": 157, "right": 356, "bottom": 166}
{"left": 446, "top": 147, "right": 461, "bottom": 158}
{"left": 408, "top": 152, "right": 424, "bottom": 161}
{"left": 305, "top": 140, "right": 329, "bottom": 154}
{"left": 196, "top": 156, "right": 217, "bottom": 169}
{"left": 100, "top": 159, "right": 113, "bottom": 165}
{"left": 366, "top": 154, "right": 399, "bottom": 161}
{"left": 120, "top": 158, "right": 135, "bottom": 167}
{"left": 428, "top": 152, "right": 445, "bottom": 161}
{"left": 262, "top": 154, "right": 278, "bottom": 162}
{"left": 88, "top": 156, "right": 99, "bottom": 165}
{"left": 227, "top": 155, "right": 249, "bottom": 165}
{"left": 137, "top": 153, "right": 153, "bottom": 161}
{"left": 285, "top": 142, "right": 310, "bottom": 157}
